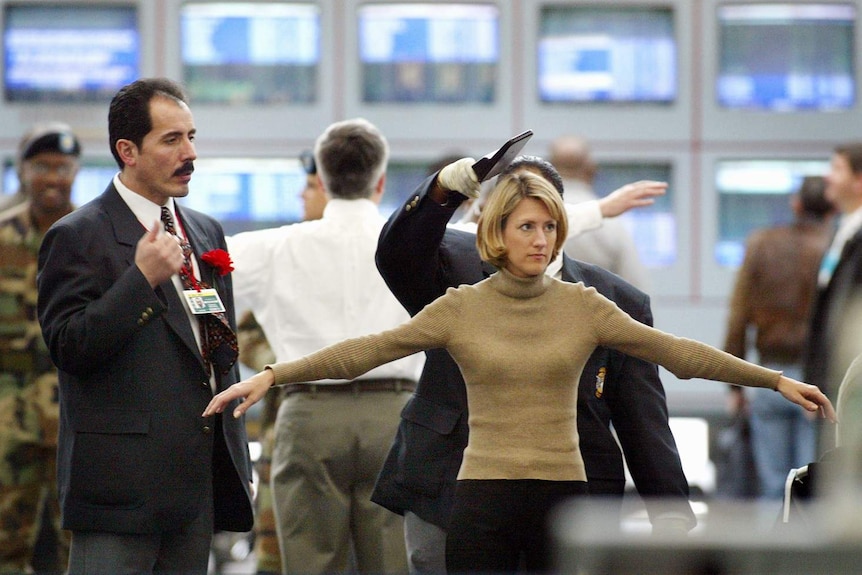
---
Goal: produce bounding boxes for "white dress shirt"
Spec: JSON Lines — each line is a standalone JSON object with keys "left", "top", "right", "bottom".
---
{"left": 819, "top": 205, "right": 862, "bottom": 288}
{"left": 228, "top": 198, "right": 423, "bottom": 384}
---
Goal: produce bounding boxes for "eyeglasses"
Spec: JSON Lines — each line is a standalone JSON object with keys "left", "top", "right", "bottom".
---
{"left": 28, "top": 161, "right": 77, "bottom": 178}
{"left": 299, "top": 150, "right": 316, "bottom": 175}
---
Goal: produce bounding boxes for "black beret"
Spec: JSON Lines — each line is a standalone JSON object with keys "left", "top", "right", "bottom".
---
{"left": 19, "top": 125, "right": 82, "bottom": 162}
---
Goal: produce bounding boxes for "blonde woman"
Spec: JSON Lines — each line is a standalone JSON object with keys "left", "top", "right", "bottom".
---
{"left": 205, "top": 170, "right": 834, "bottom": 574}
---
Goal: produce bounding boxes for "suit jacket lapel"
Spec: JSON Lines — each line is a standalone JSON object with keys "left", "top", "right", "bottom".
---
{"left": 560, "top": 255, "right": 584, "bottom": 284}
{"left": 104, "top": 188, "right": 205, "bottom": 369}
{"left": 177, "top": 205, "right": 220, "bottom": 291}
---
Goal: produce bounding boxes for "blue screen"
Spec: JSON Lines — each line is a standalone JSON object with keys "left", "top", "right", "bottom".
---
{"left": 359, "top": 3, "right": 499, "bottom": 103}
{"left": 181, "top": 3, "right": 320, "bottom": 104}
{"left": 538, "top": 6, "right": 676, "bottom": 103}
{"left": 4, "top": 4, "right": 139, "bottom": 103}
{"left": 717, "top": 3, "right": 855, "bottom": 111}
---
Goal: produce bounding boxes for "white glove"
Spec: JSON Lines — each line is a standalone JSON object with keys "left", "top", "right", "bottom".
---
{"left": 438, "top": 157, "right": 480, "bottom": 200}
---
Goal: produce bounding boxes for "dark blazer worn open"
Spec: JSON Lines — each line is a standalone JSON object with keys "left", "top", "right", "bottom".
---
{"left": 37, "top": 184, "right": 254, "bottom": 534}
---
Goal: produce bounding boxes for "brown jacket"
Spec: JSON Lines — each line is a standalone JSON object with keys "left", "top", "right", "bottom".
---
{"left": 725, "top": 219, "right": 832, "bottom": 364}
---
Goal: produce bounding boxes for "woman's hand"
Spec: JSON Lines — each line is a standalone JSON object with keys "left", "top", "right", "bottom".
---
{"left": 776, "top": 375, "right": 837, "bottom": 423}
{"left": 203, "top": 368, "right": 275, "bottom": 419}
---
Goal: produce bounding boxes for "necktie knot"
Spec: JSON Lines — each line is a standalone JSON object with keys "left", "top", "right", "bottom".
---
{"left": 160, "top": 206, "right": 176, "bottom": 235}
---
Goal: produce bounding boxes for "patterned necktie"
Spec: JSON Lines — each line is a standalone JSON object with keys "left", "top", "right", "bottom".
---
{"left": 161, "top": 207, "right": 238, "bottom": 375}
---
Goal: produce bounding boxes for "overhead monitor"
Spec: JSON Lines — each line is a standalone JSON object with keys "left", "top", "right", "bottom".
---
{"left": 358, "top": 3, "right": 499, "bottom": 103}
{"left": 3, "top": 3, "right": 139, "bottom": 103}
{"left": 537, "top": 5, "right": 676, "bottom": 103}
{"left": 715, "top": 159, "right": 829, "bottom": 267}
{"left": 181, "top": 2, "right": 320, "bottom": 104}
{"left": 717, "top": 3, "right": 855, "bottom": 111}
{"left": 594, "top": 162, "right": 676, "bottom": 268}
{"left": 178, "top": 158, "right": 310, "bottom": 234}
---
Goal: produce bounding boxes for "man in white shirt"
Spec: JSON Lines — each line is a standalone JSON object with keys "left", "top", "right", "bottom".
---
{"left": 228, "top": 118, "right": 422, "bottom": 574}
{"left": 549, "top": 135, "right": 650, "bottom": 290}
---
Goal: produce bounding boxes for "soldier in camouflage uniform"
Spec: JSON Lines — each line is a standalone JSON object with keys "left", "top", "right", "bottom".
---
{"left": 0, "top": 123, "right": 80, "bottom": 573}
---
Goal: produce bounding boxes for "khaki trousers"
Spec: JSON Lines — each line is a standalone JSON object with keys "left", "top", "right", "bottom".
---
{"left": 271, "top": 388, "right": 410, "bottom": 574}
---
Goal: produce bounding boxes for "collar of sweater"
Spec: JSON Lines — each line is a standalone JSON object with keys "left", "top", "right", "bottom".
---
{"left": 489, "top": 267, "right": 552, "bottom": 299}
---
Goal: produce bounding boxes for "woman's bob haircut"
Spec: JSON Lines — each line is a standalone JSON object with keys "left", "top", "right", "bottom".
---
{"left": 476, "top": 171, "right": 568, "bottom": 269}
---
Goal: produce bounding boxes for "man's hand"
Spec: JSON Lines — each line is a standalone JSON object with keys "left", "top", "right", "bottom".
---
{"left": 135, "top": 221, "right": 184, "bottom": 288}
{"left": 598, "top": 180, "right": 667, "bottom": 218}
{"left": 203, "top": 368, "right": 276, "bottom": 419}
{"left": 437, "top": 157, "right": 480, "bottom": 199}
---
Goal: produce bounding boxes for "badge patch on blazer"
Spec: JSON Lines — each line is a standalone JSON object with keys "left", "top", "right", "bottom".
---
{"left": 595, "top": 367, "right": 606, "bottom": 398}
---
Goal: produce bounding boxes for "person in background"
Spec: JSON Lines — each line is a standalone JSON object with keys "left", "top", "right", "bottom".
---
{"left": 806, "top": 143, "right": 862, "bottom": 453}
{"left": 723, "top": 175, "right": 835, "bottom": 500}
{"left": 241, "top": 148, "right": 326, "bottom": 575}
{"left": 204, "top": 166, "right": 833, "bottom": 574}
{"left": 36, "top": 77, "right": 254, "bottom": 574}
{"left": 228, "top": 118, "right": 421, "bottom": 575}
{"left": 235, "top": 310, "right": 280, "bottom": 575}
{"left": 549, "top": 135, "right": 650, "bottom": 290}
{"left": 0, "top": 122, "right": 80, "bottom": 573}
{"left": 371, "top": 154, "right": 690, "bottom": 574}
{"left": 299, "top": 148, "right": 327, "bottom": 222}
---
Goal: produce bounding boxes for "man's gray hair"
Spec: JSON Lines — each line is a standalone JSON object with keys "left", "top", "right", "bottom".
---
{"left": 314, "top": 118, "right": 389, "bottom": 200}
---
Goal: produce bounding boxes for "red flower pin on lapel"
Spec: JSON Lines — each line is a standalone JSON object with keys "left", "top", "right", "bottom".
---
{"left": 201, "top": 249, "right": 234, "bottom": 276}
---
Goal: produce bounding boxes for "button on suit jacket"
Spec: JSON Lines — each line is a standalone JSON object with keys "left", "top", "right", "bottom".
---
{"left": 37, "top": 183, "right": 254, "bottom": 534}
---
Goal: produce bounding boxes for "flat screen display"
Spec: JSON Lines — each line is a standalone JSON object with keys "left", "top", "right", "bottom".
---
{"left": 181, "top": 2, "right": 320, "bottom": 104}
{"left": 717, "top": 3, "right": 855, "bottom": 111}
{"left": 358, "top": 3, "right": 499, "bottom": 103}
{"left": 593, "top": 162, "right": 676, "bottom": 268}
{"left": 537, "top": 5, "right": 676, "bottom": 103}
{"left": 715, "top": 159, "right": 830, "bottom": 267}
{"left": 3, "top": 4, "right": 139, "bottom": 103}
{"left": 178, "top": 158, "right": 309, "bottom": 234}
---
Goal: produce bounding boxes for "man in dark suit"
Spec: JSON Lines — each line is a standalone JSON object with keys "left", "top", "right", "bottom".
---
{"left": 371, "top": 155, "right": 695, "bottom": 573}
{"left": 37, "top": 78, "right": 253, "bottom": 574}
{"left": 805, "top": 142, "right": 862, "bottom": 452}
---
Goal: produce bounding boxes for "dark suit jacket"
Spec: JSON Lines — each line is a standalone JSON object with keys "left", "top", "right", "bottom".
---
{"left": 806, "top": 229, "right": 862, "bottom": 401}
{"left": 37, "top": 184, "right": 254, "bottom": 534}
{"left": 371, "top": 176, "right": 695, "bottom": 529}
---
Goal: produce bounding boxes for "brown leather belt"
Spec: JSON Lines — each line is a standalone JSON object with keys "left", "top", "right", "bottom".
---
{"left": 282, "top": 378, "right": 416, "bottom": 397}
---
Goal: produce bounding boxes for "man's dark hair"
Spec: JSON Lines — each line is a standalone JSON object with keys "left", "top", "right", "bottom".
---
{"left": 108, "top": 78, "right": 188, "bottom": 170}
{"left": 835, "top": 142, "right": 862, "bottom": 176}
{"left": 797, "top": 175, "right": 834, "bottom": 220}
{"left": 499, "top": 155, "right": 565, "bottom": 198}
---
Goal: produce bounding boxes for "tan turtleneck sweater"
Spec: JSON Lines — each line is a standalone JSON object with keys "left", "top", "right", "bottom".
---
{"left": 270, "top": 268, "right": 780, "bottom": 482}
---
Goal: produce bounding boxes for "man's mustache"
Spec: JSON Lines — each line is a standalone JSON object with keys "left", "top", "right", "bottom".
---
{"left": 173, "top": 162, "right": 195, "bottom": 177}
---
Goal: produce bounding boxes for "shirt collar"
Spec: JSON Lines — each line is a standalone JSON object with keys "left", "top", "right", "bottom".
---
{"left": 113, "top": 173, "right": 177, "bottom": 232}
{"left": 546, "top": 252, "right": 563, "bottom": 280}
{"left": 322, "top": 198, "right": 380, "bottom": 220}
